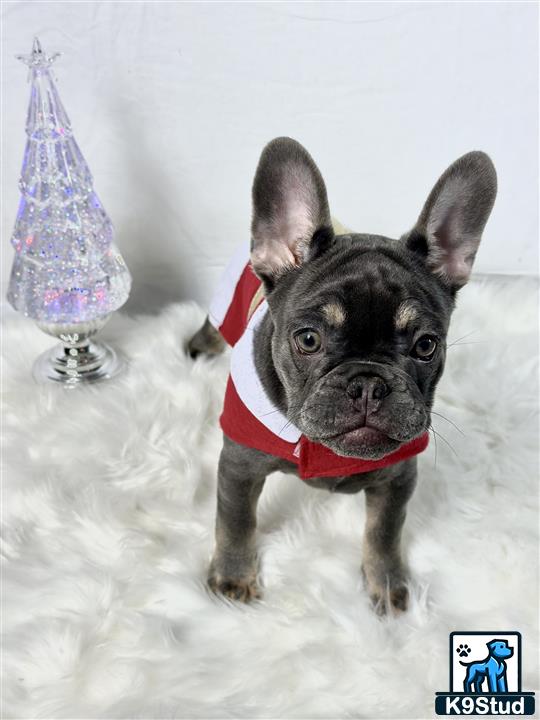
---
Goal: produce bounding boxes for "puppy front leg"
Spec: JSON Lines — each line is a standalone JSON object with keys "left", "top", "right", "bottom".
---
{"left": 362, "top": 462, "right": 417, "bottom": 615}
{"left": 208, "top": 439, "right": 267, "bottom": 602}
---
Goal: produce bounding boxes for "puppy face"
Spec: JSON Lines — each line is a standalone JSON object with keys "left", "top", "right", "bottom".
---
{"left": 251, "top": 138, "right": 497, "bottom": 459}
{"left": 266, "top": 235, "right": 451, "bottom": 458}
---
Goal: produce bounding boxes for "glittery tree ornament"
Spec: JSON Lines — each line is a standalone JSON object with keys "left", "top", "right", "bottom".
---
{"left": 7, "top": 37, "right": 131, "bottom": 323}
{"left": 7, "top": 38, "right": 131, "bottom": 384}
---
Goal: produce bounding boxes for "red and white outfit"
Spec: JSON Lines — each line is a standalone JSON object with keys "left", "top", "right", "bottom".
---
{"left": 209, "top": 243, "right": 429, "bottom": 480}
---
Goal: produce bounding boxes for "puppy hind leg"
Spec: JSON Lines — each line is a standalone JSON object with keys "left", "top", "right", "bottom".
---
{"left": 187, "top": 316, "right": 226, "bottom": 359}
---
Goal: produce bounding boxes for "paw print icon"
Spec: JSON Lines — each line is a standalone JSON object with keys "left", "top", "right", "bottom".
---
{"left": 456, "top": 644, "right": 471, "bottom": 658}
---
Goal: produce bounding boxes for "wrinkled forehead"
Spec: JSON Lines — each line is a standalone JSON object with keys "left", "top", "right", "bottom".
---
{"left": 287, "top": 248, "right": 447, "bottom": 336}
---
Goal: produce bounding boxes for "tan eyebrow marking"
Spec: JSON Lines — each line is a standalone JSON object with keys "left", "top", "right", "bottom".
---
{"left": 395, "top": 301, "right": 418, "bottom": 330}
{"left": 322, "top": 302, "right": 346, "bottom": 326}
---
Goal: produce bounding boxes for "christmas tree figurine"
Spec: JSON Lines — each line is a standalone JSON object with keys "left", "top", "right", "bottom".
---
{"left": 7, "top": 38, "right": 131, "bottom": 384}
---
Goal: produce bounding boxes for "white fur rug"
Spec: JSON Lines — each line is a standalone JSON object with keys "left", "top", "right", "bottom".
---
{"left": 2, "top": 277, "right": 538, "bottom": 719}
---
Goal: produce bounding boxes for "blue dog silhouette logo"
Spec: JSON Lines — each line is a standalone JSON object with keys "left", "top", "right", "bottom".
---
{"left": 435, "top": 631, "right": 535, "bottom": 715}
{"left": 458, "top": 638, "right": 513, "bottom": 693}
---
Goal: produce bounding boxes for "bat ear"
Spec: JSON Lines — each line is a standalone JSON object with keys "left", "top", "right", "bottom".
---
{"left": 250, "top": 137, "right": 334, "bottom": 290}
{"left": 405, "top": 151, "right": 497, "bottom": 288}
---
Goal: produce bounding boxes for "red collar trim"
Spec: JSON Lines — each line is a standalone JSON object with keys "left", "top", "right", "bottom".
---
{"left": 220, "top": 377, "right": 429, "bottom": 480}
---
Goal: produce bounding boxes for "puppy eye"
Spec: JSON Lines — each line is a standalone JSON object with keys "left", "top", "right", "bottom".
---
{"left": 412, "top": 335, "right": 437, "bottom": 361}
{"left": 294, "top": 329, "right": 322, "bottom": 354}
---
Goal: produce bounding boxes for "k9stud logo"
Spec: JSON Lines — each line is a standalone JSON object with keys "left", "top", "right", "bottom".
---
{"left": 435, "top": 632, "right": 535, "bottom": 715}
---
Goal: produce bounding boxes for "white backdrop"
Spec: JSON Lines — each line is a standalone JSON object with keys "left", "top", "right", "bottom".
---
{"left": 2, "top": 2, "right": 538, "bottom": 313}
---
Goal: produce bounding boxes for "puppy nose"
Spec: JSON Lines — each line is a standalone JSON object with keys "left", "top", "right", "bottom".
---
{"left": 346, "top": 376, "right": 389, "bottom": 402}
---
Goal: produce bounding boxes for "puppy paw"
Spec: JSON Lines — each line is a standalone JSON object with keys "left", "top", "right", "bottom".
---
{"left": 369, "top": 584, "right": 409, "bottom": 616}
{"left": 208, "top": 574, "right": 261, "bottom": 603}
{"left": 362, "top": 565, "right": 409, "bottom": 616}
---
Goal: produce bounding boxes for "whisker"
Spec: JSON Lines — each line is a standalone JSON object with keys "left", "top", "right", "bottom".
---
{"left": 430, "top": 410, "right": 465, "bottom": 436}
{"left": 447, "top": 329, "right": 477, "bottom": 346}
{"left": 278, "top": 419, "right": 294, "bottom": 435}
{"left": 446, "top": 329, "right": 489, "bottom": 350}
{"left": 447, "top": 340, "right": 486, "bottom": 349}
{"left": 258, "top": 408, "right": 281, "bottom": 418}
{"left": 429, "top": 424, "right": 459, "bottom": 460}
{"left": 429, "top": 426, "right": 438, "bottom": 469}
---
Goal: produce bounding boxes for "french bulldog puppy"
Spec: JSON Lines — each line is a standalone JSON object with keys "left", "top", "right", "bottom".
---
{"left": 189, "top": 138, "right": 496, "bottom": 614}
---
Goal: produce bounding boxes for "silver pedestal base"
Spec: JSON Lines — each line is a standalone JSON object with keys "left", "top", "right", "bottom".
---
{"left": 33, "top": 315, "right": 124, "bottom": 387}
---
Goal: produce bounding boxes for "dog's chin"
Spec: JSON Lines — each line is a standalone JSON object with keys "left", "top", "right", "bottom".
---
{"left": 317, "top": 426, "right": 402, "bottom": 460}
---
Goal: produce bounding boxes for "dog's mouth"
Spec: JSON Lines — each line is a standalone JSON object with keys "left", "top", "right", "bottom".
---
{"left": 313, "top": 424, "right": 403, "bottom": 459}
{"left": 322, "top": 425, "right": 389, "bottom": 444}
{"left": 299, "top": 385, "right": 430, "bottom": 460}
{"left": 341, "top": 426, "right": 393, "bottom": 444}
